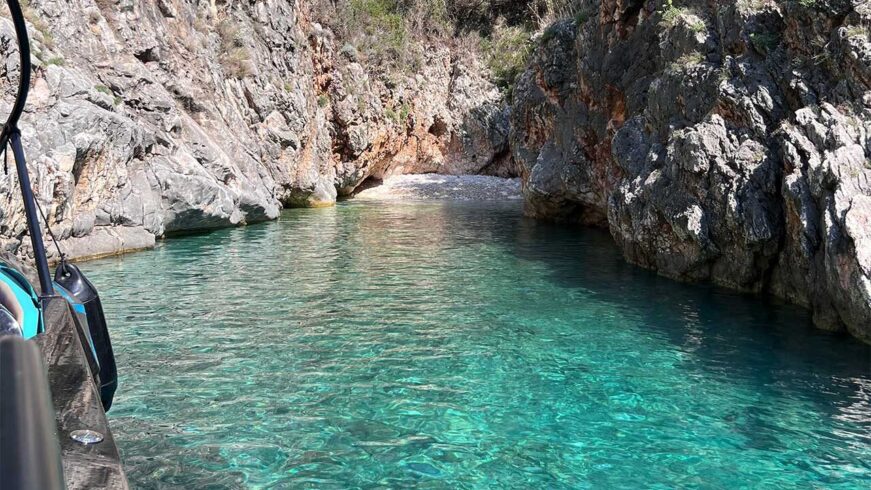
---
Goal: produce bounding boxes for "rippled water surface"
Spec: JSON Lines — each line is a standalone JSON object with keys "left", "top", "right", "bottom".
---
{"left": 86, "top": 201, "right": 871, "bottom": 488}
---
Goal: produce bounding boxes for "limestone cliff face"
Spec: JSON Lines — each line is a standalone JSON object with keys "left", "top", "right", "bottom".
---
{"left": 510, "top": 0, "right": 871, "bottom": 342}
{"left": 0, "top": 0, "right": 509, "bottom": 260}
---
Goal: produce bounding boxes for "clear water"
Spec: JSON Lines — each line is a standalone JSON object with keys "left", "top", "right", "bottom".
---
{"left": 84, "top": 201, "right": 871, "bottom": 489}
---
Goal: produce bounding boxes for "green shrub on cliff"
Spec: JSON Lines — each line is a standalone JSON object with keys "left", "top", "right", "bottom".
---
{"left": 348, "top": 0, "right": 408, "bottom": 51}
{"left": 222, "top": 47, "right": 253, "bottom": 79}
{"left": 216, "top": 18, "right": 254, "bottom": 79}
{"left": 483, "top": 22, "right": 534, "bottom": 94}
{"left": 312, "top": 0, "right": 451, "bottom": 73}
{"left": 20, "top": 0, "right": 55, "bottom": 48}
{"left": 750, "top": 32, "right": 781, "bottom": 54}
{"left": 846, "top": 26, "right": 868, "bottom": 40}
{"left": 660, "top": 0, "right": 687, "bottom": 28}
{"left": 310, "top": 0, "right": 582, "bottom": 92}
{"left": 386, "top": 102, "right": 412, "bottom": 125}
{"left": 668, "top": 52, "right": 704, "bottom": 73}
{"left": 385, "top": 107, "right": 398, "bottom": 123}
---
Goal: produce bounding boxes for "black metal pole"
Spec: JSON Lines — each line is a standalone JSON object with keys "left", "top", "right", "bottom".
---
{"left": 10, "top": 131, "right": 54, "bottom": 296}
{"left": 3, "top": 0, "right": 54, "bottom": 296}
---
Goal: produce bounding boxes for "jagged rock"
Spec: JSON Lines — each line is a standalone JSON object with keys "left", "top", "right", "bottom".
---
{"left": 323, "top": 44, "right": 512, "bottom": 191}
{"left": 0, "top": 0, "right": 514, "bottom": 260}
{"left": 510, "top": 0, "right": 871, "bottom": 343}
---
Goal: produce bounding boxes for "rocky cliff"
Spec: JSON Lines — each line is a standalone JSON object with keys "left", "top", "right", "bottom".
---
{"left": 510, "top": 0, "right": 871, "bottom": 342}
{"left": 0, "top": 0, "right": 510, "bottom": 260}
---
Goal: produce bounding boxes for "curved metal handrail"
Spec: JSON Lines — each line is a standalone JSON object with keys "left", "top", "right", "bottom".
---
{"left": 0, "top": 0, "right": 30, "bottom": 149}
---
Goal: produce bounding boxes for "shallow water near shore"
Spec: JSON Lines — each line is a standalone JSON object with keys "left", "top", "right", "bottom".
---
{"left": 87, "top": 200, "right": 870, "bottom": 488}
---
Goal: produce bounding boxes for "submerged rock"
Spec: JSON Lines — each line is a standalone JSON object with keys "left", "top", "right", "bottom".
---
{"left": 509, "top": 0, "right": 871, "bottom": 342}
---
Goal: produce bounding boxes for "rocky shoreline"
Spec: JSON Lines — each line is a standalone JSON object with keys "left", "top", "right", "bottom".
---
{"left": 510, "top": 0, "right": 871, "bottom": 344}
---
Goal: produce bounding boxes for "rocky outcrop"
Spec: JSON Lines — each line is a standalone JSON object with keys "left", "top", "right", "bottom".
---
{"left": 318, "top": 32, "right": 513, "bottom": 198}
{"left": 0, "top": 0, "right": 511, "bottom": 261}
{"left": 510, "top": 0, "right": 871, "bottom": 342}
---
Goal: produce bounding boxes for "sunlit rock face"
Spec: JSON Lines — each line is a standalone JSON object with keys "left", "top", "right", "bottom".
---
{"left": 510, "top": 0, "right": 871, "bottom": 343}
{"left": 0, "top": 0, "right": 512, "bottom": 260}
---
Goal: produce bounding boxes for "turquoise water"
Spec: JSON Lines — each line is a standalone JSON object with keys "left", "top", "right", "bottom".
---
{"left": 85, "top": 201, "right": 871, "bottom": 489}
